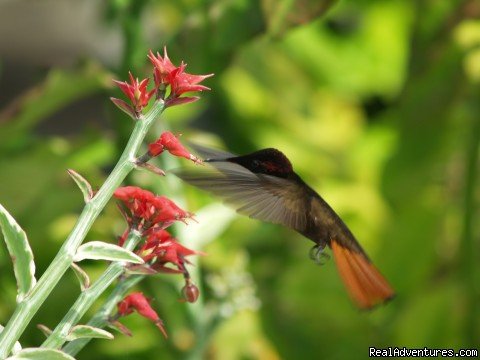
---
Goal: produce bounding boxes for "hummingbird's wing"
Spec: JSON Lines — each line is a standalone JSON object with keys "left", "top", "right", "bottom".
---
{"left": 174, "top": 160, "right": 309, "bottom": 232}
{"left": 187, "top": 143, "right": 237, "bottom": 160}
{"left": 177, "top": 145, "right": 395, "bottom": 309}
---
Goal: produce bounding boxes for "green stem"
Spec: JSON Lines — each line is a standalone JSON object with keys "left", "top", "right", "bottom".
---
{"left": 0, "top": 101, "right": 165, "bottom": 359}
{"left": 62, "top": 275, "right": 143, "bottom": 356}
{"left": 41, "top": 230, "right": 143, "bottom": 349}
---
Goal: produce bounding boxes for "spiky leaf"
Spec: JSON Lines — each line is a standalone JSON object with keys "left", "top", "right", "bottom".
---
{"left": 70, "top": 263, "right": 90, "bottom": 291}
{"left": 67, "top": 169, "right": 93, "bottom": 203}
{"left": 36, "top": 324, "right": 52, "bottom": 338}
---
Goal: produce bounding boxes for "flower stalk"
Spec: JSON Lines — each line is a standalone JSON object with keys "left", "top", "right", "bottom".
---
{"left": 0, "top": 100, "right": 165, "bottom": 358}
{"left": 0, "top": 47, "right": 212, "bottom": 359}
{"left": 60, "top": 163, "right": 206, "bottom": 357}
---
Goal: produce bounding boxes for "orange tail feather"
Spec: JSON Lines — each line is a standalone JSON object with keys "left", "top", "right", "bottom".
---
{"left": 331, "top": 240, "right": 394, "bottom": 309}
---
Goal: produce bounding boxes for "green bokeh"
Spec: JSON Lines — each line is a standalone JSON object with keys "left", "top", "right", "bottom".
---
{"left": 0, "top": 0, "right": 479, "bottom": 359}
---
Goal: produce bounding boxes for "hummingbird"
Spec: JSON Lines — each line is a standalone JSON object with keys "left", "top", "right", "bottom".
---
{"left": 175, "top": 145, "right": 395, "bottom": 309}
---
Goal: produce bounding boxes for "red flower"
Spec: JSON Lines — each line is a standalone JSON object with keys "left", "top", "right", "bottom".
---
{"left": 114, "top": 186, "right": 192, "bottom": 231}
{"left": 111, "top": 48, "right": 213, "bottom": 117}
{"left": 112, "top": 72, "right": 154, "bottom": 116}
{"left": 152, "top": 240, "right": 199, "bottom": 269}
{"left": 169, "top": 64, "right": 212, "bottom": 96}
{"left": 140, "top": 229, "right": 173, "bottom": 252}
{"left": 138, "top": 229, "right": 175, "bottom": 263}
{"left": 148, "top": 47, "right": 177, "bottom": 90}
{"left": 117, "top": 292, "right": 167, "bottom": 337}
{"left": 166, "top": 63, "right": 213, "bottom": 107}
{"left": 147, "top": 131, "right": 200, "bottom": 163}
{"left": 148, "top": 47, "right": 213, "bottom": 106}
{"left": 138, "top": 229, "right": 203, "bottom": 273}
{"left": 114, "top": 186, "right": 151, "bottom": 203}
{"left": 154, "top": 196, "right": 193, "bottom": 224}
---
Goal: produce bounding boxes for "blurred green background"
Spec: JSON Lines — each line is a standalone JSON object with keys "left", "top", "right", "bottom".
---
{"left": 0, "top": 0, "right": 479, "bottom": 359}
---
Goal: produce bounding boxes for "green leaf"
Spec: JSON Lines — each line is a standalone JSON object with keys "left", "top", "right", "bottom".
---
{"left": 67, "top": 169, "right": 94, "bottom": 203}
{"left": 66, "top": 325, "right": 114, "bottom": 341}
{"left": 0, "top": 325, "right": 22, "bottom": 355}
{"left": 70, "top": 263, "right": 90, "bottom": 291}
{"left": 73, "top": 241, "right": 144, "bottom": 264}
{"left": 6, "top": 348, "right": 76, "bottom": 360}
{"left": 0, "top": 204, "right": 36, "bottom": 302}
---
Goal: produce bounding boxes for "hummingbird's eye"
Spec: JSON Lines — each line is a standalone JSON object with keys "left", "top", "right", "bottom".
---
{"left": 252, "top": 160, "right": 261, "bottom": 168}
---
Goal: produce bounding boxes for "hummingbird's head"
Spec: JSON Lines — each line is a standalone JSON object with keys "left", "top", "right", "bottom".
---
{"left": 226, "top": 148, "right": 294, "bottom": 178}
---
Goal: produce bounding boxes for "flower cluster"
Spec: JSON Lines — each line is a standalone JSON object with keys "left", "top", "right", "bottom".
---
{"left": 111, "top": 47, "right": 213, "bottom": 118}
{"left": 114, "top": 186, "right": 193, "bottom": 232}
{"left": 137, "top": 229, "right": 203, "bottom": 275}
{"left": 108, "top": 49, "right": 208, "bottom": 340}
{"left": 148, "top": 48, "right": 213, "bottom": 107}
{"left": 112, "top": 186, "right": 201, "bottom": 337}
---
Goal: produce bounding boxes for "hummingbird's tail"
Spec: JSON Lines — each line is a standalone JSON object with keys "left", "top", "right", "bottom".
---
{"left": 331, "top": 240, "right": 395, "bottom": 309}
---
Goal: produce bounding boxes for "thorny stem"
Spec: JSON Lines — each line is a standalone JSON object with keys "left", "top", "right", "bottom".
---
{"left": 0, "top": 100, "right": 165, "bottom": 359}
{"left": 41, "top": 230, "right": 143, "bottom": 349}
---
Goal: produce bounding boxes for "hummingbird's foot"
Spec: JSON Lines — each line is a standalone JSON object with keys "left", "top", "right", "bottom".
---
{"left": 309, "top": 243, "right": 330, "bottom": 265}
